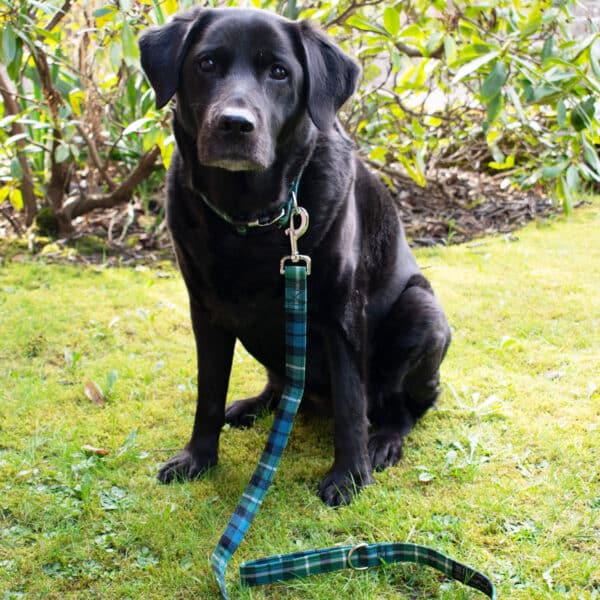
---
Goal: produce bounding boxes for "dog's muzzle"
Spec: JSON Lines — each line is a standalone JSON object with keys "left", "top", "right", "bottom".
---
{"left": 199, "top": 105, "right": 273, "bottom": 171}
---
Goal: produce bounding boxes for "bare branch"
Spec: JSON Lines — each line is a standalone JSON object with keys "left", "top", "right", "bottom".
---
{"left": 395, "top": 40, "right": 444, "bottom": 59}
{"left": 62, "top": 146, "right": 161, "bottom": 221}
{"left": 45, "top": 0, "right": 76, "bottom": 33}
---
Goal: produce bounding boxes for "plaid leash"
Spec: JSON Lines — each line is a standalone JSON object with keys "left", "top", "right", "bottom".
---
{"left": 211, "top": 222, "right": 497, "bottom": 598}
{"left": 211, "top": 264, "right": 308, "bottom": 599}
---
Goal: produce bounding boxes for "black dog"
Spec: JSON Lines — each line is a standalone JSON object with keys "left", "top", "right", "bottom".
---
{"left": 139, "top": 8, "right": 450, "bottom": 507}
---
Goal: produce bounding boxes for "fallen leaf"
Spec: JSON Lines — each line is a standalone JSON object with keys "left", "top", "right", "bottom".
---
{"left": 85, "top": 380, "right": 105, "bottom": 408}
{"left": 418, "top": 471, "right": 435, "bottom": 483}
{"left": 82, "top": 444, "right": 110, "bottom": 456}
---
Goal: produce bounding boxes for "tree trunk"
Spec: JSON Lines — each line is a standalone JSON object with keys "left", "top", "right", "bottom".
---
{"left": 0, "top": 65, "right": 38, "bottom": 227}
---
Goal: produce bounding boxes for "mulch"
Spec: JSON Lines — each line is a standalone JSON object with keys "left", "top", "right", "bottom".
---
{"left": 0, "top": 167, "right": 563, "bottom": 266}
{"left": 390, "top": 168, "right": 555, "bottom": 246}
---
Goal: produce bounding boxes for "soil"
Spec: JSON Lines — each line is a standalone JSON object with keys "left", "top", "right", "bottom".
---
{"left": 0, "top": 167, "right": 566, "bottom": 266}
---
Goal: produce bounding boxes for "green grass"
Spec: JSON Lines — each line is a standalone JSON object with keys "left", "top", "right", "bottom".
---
{"left": 1, "top": 204, "right": 599, "bottom": 599}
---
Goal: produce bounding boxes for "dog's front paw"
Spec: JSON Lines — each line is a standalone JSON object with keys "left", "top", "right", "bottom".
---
{"left": 317, "top": 464, "right": 374, "bottom": 507}
{"left": 157, "top": 449, "right": 216, "bottom": 484}
{"left": 368, "top": 428, "right": 404, "bottom": 471}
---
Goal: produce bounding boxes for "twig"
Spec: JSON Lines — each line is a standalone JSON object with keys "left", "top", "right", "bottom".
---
{"left": 325, "top": 0, "right": 386, "bottom": 29}
{"left": 45, "top": 0, "right": 76, "bottom": 33}
{"left": 75, "top": 124, "right": 117, "bottom": 191}
{"left": 0, "top": 204, "right": 25, "bottom": 236}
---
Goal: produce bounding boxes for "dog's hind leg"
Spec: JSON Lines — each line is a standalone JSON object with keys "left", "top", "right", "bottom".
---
{"left": 224, "top": 377, "right": 280, "bottom": 427}
{"left": 368, "top": 275, "right": 451, "bottom": 471}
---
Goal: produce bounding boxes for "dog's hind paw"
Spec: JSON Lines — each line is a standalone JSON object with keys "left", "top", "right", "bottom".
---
{"left": 157, "top": 449, "right": 216, "bottom": 484}
{"left": 317, "top": 464, "right": 374, "bottom": 507}
{"left": 368, "top": 428, "right": 404, "bottom": 471}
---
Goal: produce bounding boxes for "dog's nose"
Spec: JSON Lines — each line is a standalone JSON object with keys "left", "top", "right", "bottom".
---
{"left": 218, "top": 108, "right": 256, "bottom": 134}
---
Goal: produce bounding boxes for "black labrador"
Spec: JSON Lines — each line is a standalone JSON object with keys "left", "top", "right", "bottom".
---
{"left": 139, "top": 7, "right": 451, "bottom": 507}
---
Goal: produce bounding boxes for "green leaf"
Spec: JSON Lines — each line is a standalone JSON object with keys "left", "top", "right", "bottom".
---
{"left": 590, "top": 37, "right": 600, "bottom": 80}
{"left": 452, "top": 51, "right": 499, "bottom": 84}
{"left": 565, "top": 164, "right": 580, "bottom": 193}
{"left": 486, "top": 93, "right": 503, "bottom": 127}
{"left": 123, "top": 117, "right": 154, "bottom": 136}
{"left": 582, "top": 135, "right": 600, "bottom": 176}
{"left": 444, "top": 35, "right": 457, "bottom": 65}
{"left": 481, "top": 61, "right": 507, "bottom": 102}
{"left": 383, "top": 7, "right": 400, "bottom": 37}
{"left": 9, "top": 158, "right": 23, "bottom": 180}
{"left": 506, "top": 85, "right": 526, "bottom": 122}
{"left": 522, "top": 9, "right": 542, "bottom": 37}
{"left": 528, "top": 83, "right": 563, "bottom": 105}
{"left": 542, "top": 160, "right": 569, "bottom": 180}
{"left": 2, "top": 23, "right": 17, "bottom": 64}
{"left": 577, "top": 161, "right": 600, "bottom": 183}
{"left": 127, "top": 76, "right": 138, "bottom": 117}
{"left": 93, "top": 6, "right": 118, "bottom": 27}
{"left": 570, "top": 97, "right": 596, "bottom": 132}
{"left": 121, "top": 20, "right": 140, "bottom": 67}
{"left": 556, "top": 100, "right": 566, "bottom": 127}
{"left": 151, "top": 0, "right": 165, "bottom": 25}
{"left": 541, "top": 37, "right": 554, "bottom": 64}
{"left": 6, "top": 40, "right": 22, "bottom": 81}
{"left": 557, "top": 174, "right": 573, "bottom": 214}
{"left": 55, "top": 145, "right": 70, "bottom": 163}
{"left": 398, "top": 152, "right": 426, "bottom": 187}
{"left": 345, "top": 15, "right": 386, "bottom": 35}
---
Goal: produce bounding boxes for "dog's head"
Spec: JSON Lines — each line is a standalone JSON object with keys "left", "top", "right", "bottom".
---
{"left": 139, "top": 8, "right": 359, "bottom": 172}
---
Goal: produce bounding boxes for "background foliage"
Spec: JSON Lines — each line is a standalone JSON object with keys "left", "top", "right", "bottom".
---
{"left": 0, "top": 0, "right": 599, "bottom": 237}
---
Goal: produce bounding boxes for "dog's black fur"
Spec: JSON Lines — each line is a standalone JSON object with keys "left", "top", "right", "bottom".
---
{"left": 139, "top": 8, "right": 451, "bottom": 506}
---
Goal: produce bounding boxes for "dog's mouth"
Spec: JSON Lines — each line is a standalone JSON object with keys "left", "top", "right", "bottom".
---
{"left": 199, "top": 152, "right": 267, "bottom": 172}
{"left": 198, "top": 140, "right": 273, "bottom": 172}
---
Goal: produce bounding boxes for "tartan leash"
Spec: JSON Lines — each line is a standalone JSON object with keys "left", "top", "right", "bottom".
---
{"left": 211, "top": 197, "right": 497, "bottom": 599}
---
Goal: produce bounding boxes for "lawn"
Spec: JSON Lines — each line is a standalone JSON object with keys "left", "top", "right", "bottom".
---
{"left": 0, "top": 204, "right": 598, "bottom": 599}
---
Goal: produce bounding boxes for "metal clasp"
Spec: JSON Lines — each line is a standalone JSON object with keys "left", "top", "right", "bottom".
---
{"left": 347, "top": 543, "right": 369, "bottom": 571}
{"left": 280, "top": 196, "right": 311, "bottom": 275}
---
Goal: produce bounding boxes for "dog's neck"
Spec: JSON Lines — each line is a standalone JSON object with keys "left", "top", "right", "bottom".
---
{"left": 173, "top": 116, "right": 317, "bottom": 224}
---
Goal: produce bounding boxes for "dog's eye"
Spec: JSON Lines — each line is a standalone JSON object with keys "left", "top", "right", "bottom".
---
{"left": 269, "top": 64, "right": 288, "bottom": 80}
{"left": 198, "top": 57, "right": 216, "bottom": 73}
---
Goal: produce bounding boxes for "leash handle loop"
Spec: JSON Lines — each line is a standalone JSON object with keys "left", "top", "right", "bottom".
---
{"left": 240, "top": 541, "right": 496, "bottom": 599}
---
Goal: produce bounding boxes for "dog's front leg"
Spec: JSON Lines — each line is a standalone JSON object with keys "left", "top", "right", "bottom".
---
{"left": 158, "top": 298, "right": 235, "bottom": 483}
{"left": 318, "top": 332, "right": 374, "bottom": 506}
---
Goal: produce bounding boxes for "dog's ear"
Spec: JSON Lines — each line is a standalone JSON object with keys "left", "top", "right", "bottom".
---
{"left": 297, "top": 21, "right": 360, "bottom": 131}
{"left": 139, "top": 8, "right": 211, "bottom": 109}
